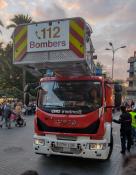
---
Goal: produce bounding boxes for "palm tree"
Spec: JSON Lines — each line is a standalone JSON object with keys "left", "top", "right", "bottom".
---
{"left": 7, "top": 14, "right": 33, "bottom": 97}
{"left": 6, "top": 14, "right": 33, "bottom": 71}
{"left": 0, "top": 19, "right": 4, "bottom": 34}
{"left": 7, "top": 14, "right": 32, "bottom": 29}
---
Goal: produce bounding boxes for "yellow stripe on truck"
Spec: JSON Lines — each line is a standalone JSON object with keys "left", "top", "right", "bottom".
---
{"left": 69, "top": 33, "right": 84, "bottom": 54}
{"left": 15, "top": 26, "right": 27, "bottom": 44}
{"left": 15, "top": 39, "right": 27, "bottom": 60}
{"left": 70, "top": 20, "right": 84, "bottom": 38}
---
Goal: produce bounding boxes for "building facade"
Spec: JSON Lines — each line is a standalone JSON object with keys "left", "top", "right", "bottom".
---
{"left": 127, "top": 51, "right": 136, "bottom": 99}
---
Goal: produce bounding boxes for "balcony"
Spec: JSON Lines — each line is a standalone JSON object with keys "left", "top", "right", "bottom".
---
{"left": 128, "top": 57, "right": 136, "bottom": 63}
{"left": 127, "top": 69, "right": 134, "bottom": 73}
{"left": 127, "top": 76, "right": 136, "bottom": 81}
{"left": 127, "top": 86, "right": 136, "bottom": 92}
{"left": 127, "top": 77, "right": 133, "bottom": 81}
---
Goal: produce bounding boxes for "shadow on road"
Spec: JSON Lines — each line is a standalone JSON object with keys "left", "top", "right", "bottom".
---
{"left": 35, "top": 154, "right": 114, "bottom": 175}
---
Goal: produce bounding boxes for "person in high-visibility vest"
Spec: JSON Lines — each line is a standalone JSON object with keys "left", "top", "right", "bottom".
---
{"left": 129, "top": 109, "right": 136, "bottom": 144}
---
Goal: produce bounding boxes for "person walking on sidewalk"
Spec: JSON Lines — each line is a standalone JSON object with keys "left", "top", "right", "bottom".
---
{"left": 0, "top": 102, "right": 12, "bottom": 128}
{"left": 113, "top": 106, "right": 132, "bottom": 154}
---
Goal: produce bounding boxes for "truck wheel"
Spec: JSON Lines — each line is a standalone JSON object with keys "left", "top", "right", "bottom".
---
{"left": 106, "top": 134, "right": 113, "bottom": 160}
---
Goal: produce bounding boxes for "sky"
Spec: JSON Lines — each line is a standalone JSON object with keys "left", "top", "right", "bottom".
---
{"left": 0, "top": 0, "right": 136, "bottom": 80}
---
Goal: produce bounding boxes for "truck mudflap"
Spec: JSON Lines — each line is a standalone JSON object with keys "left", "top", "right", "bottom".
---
{"left": 33, "top": 133, "right": 111, "bottom": 160}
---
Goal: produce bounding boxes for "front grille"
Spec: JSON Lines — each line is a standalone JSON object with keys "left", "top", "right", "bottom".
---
{"left": 51, "top": 142, "right": 82, "bottom": 154}
{"left": 57, "top": 135, "right": 77, "bottom": 141}
{"left": 37, "top": 117, "right": 100, "bottom": 134}
{"left": 51, "top": 147, "right": 82, "bottom": 154}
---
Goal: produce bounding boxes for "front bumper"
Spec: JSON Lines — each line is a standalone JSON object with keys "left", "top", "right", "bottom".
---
{"left": 33, "top": 134, "right": 110, "bottom": 160}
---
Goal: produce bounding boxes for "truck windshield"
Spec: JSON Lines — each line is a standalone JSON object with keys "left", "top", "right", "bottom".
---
{"left": 38, "top": 80, "right": 102, "bottom": 114}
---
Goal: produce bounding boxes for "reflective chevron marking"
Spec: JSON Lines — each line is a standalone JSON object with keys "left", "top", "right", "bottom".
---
{"left": 14, "top": 25, "right": 27, "bottom": 61}
{"left": 69, "top": 18, "right": 85, "bottom": 58}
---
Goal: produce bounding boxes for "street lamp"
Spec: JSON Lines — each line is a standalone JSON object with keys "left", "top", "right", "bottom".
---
{"left": 105, "top": 42, "right": 126, "bottom": 79}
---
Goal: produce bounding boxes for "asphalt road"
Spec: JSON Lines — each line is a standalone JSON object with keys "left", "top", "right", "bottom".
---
{"left": 0, "top": 112, "right": 135, "bottom": 175}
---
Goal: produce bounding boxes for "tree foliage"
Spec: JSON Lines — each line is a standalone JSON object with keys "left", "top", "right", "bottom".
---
{"left": 0, "top": 14, "right": 38, "bottom": 98}
{"left": 0, "top": 19, "right": 4, "bottom": 34}
{"left": 0, "top": 43, "right": 22, "bottom": 95}
{"left": 0, "top": 42, "right": 38, "bottom": 98}
{"left": 7, "top": 14, "right": 32, "bottom": 29}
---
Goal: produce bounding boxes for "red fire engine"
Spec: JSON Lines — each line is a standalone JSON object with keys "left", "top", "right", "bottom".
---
{"left": 13, "top": 17, "right": 121, "bottom": 160}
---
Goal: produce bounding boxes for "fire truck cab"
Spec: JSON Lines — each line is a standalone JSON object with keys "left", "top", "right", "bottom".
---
{"left": 33, "top": 75, "right": 113, "bottom": 160}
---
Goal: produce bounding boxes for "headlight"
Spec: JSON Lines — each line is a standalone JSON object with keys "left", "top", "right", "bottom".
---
{"left": 34, "top": 139, "right": 45, "bottom": 146}
{"left": 89, "top": 143, "right": 106, "bottom": 150}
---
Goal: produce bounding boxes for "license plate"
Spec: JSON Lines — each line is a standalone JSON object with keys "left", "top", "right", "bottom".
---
{"left": 56, "top": 142, "right": 76, "bottom": 148}
{"left": 63, "top": 147, "right": 70, "bottom": 152}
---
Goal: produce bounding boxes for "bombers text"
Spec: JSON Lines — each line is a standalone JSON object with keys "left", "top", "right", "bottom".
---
{"left": 29, "top": 40, "right": 66, "bottom": 49}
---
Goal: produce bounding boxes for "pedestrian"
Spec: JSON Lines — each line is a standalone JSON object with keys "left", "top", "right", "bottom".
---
{"left": 0, "top": 103, "right": 2, "bottom": 118}
{"left": 124, "top": 101, "right": 129, "bottom": 108}
{"left": 2, "top": 102, "right": 12, "bottom": 128}
{"left": 14, "top": 102, "right": 22, "bottom": 117}
{"left": 0, "top": 101, "right": 6, "bottom": 121}
{"left": 20, "top": 170, "right": 39, "bottom": 175}
{"left": 122, "top": 154, "right": 136, "bottom": 175}
{"left": 113, "top": 106, "right": 132, "bottom": 154}
{"left": 22, "top": 104, "right": 26, "bottom": 116}
{"left": 131, "top": 100, "right": 135, "bottom": 109}
{"left": 129, "top": 108, "right": 136, "bottom": 144}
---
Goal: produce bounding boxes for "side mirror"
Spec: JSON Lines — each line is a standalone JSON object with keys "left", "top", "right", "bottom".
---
{"left": 24, "top": 92, "right": 29, "bottom": 106}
